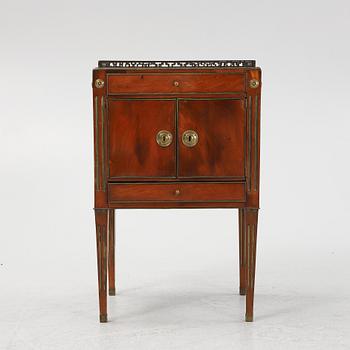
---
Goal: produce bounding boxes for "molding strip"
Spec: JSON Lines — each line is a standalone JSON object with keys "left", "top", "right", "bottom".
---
{"left": 94, "top": 96, "right": 100, "bottom": 190}
{"left": 97, "top": 226, "right": 102, "bottom": 290}
{"left": 103, "top": 226, "right": 107, "bottom": 292}
{"left": 239, "top": 210, "right": 243, "bottom": 265}
{"left": 247, "top": 224, "right": 251, "bottom": 288}
{"left": 101, "top": 96, "right": 105, "bottom": 192}
{"left": 176, "top": 98, "right": 179, "bottom": 178}
{"left": 251, "top": 224, "right": 255, "bottom": 288}
{"left": 254, "top": 95, "right": 259, "bottom": 191}
{"left": 244, "top": 220, "right": 247, "bottom": 268}
{"left": 247, "top": 96, "right": 252, "bottom": 191}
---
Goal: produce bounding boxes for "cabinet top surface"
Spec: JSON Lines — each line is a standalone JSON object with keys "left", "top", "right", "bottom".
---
{"left": 97, "top": 60, "right": 256, "bottom": 69}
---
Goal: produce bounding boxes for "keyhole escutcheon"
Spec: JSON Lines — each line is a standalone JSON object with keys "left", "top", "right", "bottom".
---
{"left": 156, "top": 130, "right": 173, "bottom": 147}
{"left": 182, "top": 130, "right": 199, "bottom": 147}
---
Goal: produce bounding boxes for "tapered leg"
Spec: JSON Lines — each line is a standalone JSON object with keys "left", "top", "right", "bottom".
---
{"left": 108, "top": 209, "right": 116, "bottom": 296}
{"left": 95, "top": 209, "right": 108, "bottom": 323}
{"left": 238, "top": 208, "right": 246, "bottom": 295}
{"left": 244, "top": 208, "right": 258, "bottom": 322}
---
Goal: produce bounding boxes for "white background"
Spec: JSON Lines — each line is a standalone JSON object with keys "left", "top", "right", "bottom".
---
{"left": 1, "top": 0, "right": 350, "bottom": 349}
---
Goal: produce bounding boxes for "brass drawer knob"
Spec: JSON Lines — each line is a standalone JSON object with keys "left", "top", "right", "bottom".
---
{"left": 182, "top": 130, "right": 198, "bottom": 147}
{"left": 173, "top": 80, "right": 180, "bottom": 87}
{"left": 156, "top": 130, "right": 173, "bottom": 147}
{"left": 174, "top": 189, "right": 180, "bottom": 196}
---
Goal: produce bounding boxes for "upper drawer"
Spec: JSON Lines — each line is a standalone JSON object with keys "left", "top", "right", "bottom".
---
{"left": 107, "top": 73, "right": 245, "bottom": 94}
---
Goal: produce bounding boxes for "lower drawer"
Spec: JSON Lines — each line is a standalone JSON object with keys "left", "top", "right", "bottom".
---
{"left": 108, "top": 182, "right": 246, "bottom": 203}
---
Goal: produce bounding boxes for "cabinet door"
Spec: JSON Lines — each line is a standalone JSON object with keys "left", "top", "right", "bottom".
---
{"left": 108, "top": 99, "right": 176, "bottom": 179}
{"left": 178, "top": 98, "right": 245, "bottom": 178}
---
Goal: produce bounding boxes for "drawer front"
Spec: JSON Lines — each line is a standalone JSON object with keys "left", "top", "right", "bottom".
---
{"left": 107, "top": 73, "right": 245, "bottom": 94}
{"left": 108, "top": 182, "right": 245, "bottom": 203}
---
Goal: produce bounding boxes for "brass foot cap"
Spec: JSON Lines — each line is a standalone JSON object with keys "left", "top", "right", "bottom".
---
{"left": 239, "top": 287, "right": 247, "bottom": 295}
{"left": 245, "top": 314, "right": 253, "bottom": 322}
{"left": 109, "top": 288, "right": 116, "bottom": 296}
{"left": 100, "top": 314, "right": 108, "bottom": 323}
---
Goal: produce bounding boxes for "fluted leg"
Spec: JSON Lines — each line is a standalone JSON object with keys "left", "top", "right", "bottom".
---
{"left": 95, "top": 209, "right": 108, "bottom": 323}
{"left": 244, "top": 208, "right": 258, "bottom": 322}
{"left": 238, "top": 208, "right": 246, "bottom": 295}
{"left": 108, "top": 209, "right": 116, "bottom": 296}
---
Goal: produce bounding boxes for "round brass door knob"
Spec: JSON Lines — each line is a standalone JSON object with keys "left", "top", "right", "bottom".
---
{"left": 182, "top": 130, "right": 198, "bottom": 147}
{"left": 156, "top": 130, "right": 173, "bottom": 147}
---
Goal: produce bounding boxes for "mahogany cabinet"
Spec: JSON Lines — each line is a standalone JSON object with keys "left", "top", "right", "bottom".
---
{"left": 92, "top": 60, "right": 262, "bottom": 323}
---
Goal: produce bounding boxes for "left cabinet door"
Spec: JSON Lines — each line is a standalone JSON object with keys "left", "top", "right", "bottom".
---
{"left": 108, "top": 99, "right": 176, "bottom": 179}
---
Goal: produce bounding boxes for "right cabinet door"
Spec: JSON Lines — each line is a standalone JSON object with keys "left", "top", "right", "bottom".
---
{"left": 178, "top": 98, "right": 245, "bottom": 179}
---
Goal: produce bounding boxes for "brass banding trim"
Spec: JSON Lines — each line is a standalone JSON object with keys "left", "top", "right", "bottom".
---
{"left": 251, "top": 224, "right": 255, "bottom": 287}
{"left": 109, "top": 199, "right": 245, "bottom": 204}
{"left": 247, "top": 96, "right": 252, "bottom": 191}
{"left": 101, "top": 96, "right": 105, "bottom": 191}
{"left": 94, "top": 96, "right": 100, "bottom": 190}
{"left": 107, "top": 72, "right": 245, "bottom": 76}
{"left": 176, "top": 98, "right": 179, "bottom": 177}
{"left": 247, "top": 224, "right": 251, "bottom": 288}
{"left": 103, "top": 228, "right": 107, "bottom": 291}
{"left": 244, "top": 219, "right": 247, "bottom": 267}
{"left": 254, "top": 95, "right": 259, "bottom": 191}
{"left": 239, "top": 210, "right": 243, "bottom": 265}
{"left": 97, "top": 226, "right": 102, "bottom": 290}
